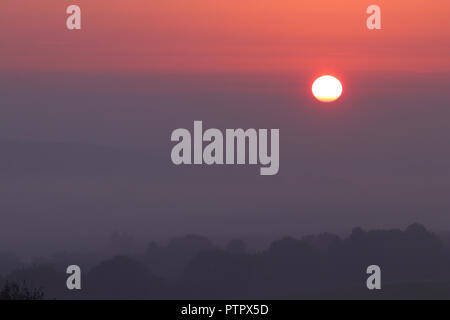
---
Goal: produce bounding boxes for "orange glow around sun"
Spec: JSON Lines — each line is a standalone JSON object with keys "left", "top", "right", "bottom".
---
{"left": 312, "top": 75, "right": 343, "bottom": 102}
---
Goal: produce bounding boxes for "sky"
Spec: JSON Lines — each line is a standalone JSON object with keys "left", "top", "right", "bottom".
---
{"left": 1, "top": 0, "right": 450, "bottom": 72}
{"left": 0, "top": 1, "right": 449, "bottom": 255}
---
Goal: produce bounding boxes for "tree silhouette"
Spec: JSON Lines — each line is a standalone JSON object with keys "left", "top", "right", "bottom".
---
{"left": 0, "top": 281, "right": 44, "bottom": 300}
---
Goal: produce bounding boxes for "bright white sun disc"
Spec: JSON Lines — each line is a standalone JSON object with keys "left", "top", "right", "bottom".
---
{"left": 312, "top": 75, "right": 343, "bottom": 102}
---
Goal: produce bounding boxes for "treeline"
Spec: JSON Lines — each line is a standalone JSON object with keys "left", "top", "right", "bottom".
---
{"left": 2, "top": 224, "right": 450, "bottom": 299}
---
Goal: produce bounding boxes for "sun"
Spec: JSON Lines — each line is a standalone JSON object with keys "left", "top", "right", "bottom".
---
{"left": 312, "top": 75, "right": 343, "bottom": 103}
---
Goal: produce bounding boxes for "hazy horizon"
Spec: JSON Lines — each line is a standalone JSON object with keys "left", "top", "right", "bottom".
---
{"left": 1, "top": 70, "right": 449, "bottom": 256}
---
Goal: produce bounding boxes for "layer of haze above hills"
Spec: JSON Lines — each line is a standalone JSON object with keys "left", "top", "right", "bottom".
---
{"left": 0, "top": 71, "right": 449, "bottom": 256}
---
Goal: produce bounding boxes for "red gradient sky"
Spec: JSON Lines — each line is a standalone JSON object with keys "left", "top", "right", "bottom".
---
{"left": 1, "top": 0, "right": 449, "bottom": 72}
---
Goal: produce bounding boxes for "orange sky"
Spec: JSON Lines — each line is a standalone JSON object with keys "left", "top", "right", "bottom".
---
{"left": 1, "top": 0, "right": 449, "bottom": 72}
